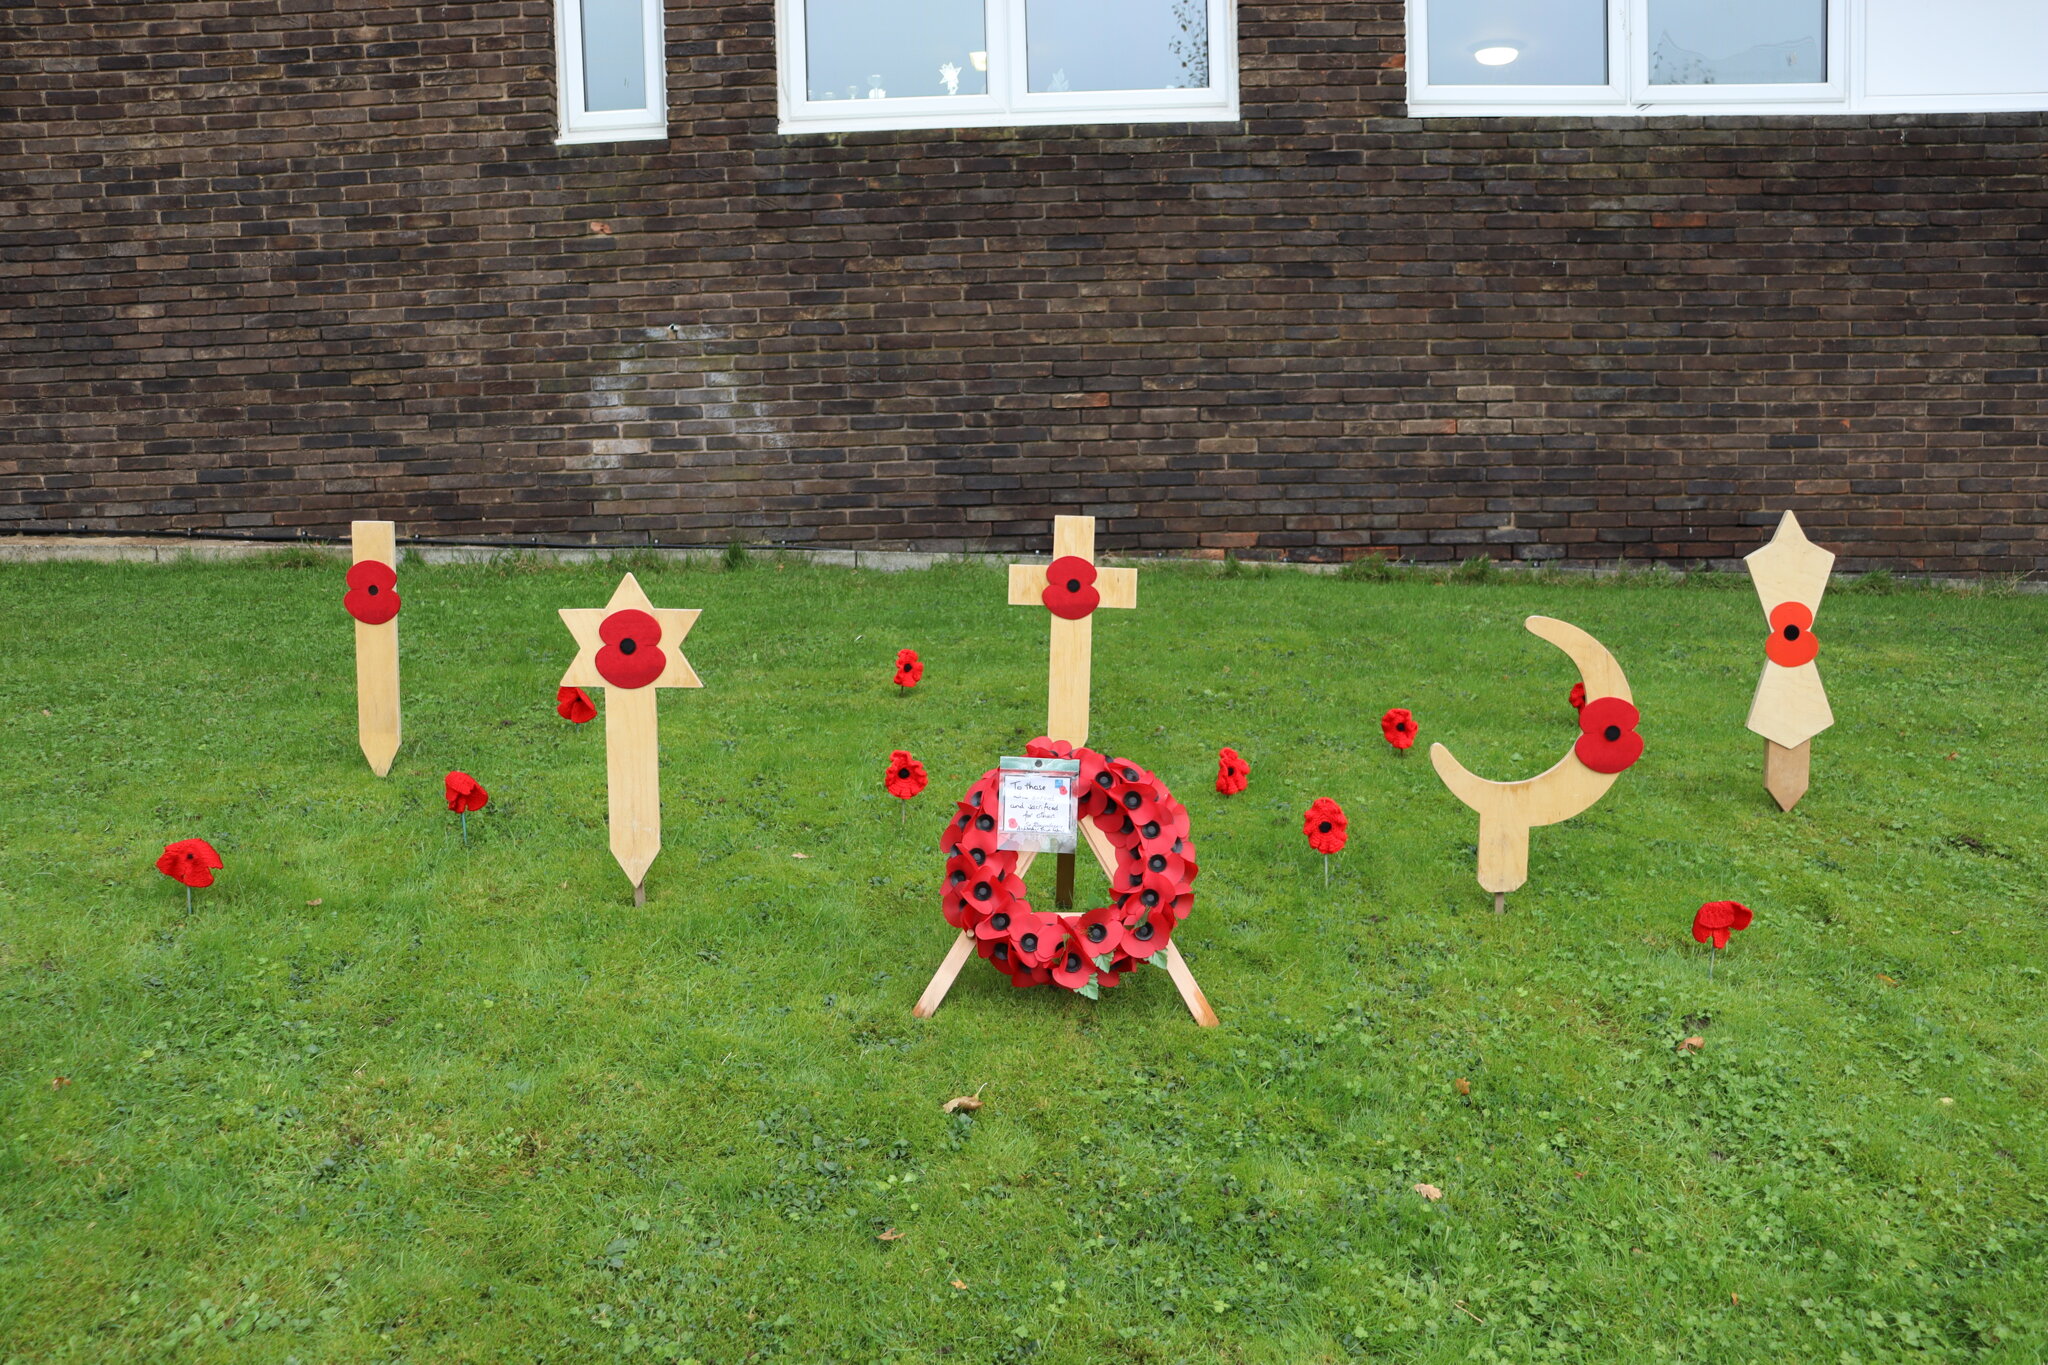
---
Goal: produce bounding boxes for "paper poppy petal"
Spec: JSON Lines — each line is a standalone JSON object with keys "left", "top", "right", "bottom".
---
{"left": 1575, "top": 697, "right": 1644, "bottom": 775}
{"left": 595, "top": 608, "right": 665, "bottom": 689}
{"left": 1765, "top": 602, "right": 1819, "bottom": 667}
{"left": 1042, "top": 556, "right": 1101, "bottom": 620}
{"left": 343, "top": 559, "right": 401, "bottom": 625}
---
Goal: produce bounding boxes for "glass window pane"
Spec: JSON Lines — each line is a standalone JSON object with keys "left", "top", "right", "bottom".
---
{"left": 1025, "top": 0, "right": 1210, "bottom": 94}
{"left": 581, "top": 0, "right": 648, "bottom": 111}
{"left": 1647, "top": 0, "right": 1826, "bottom": 85}
{"left": 804, "top": 0, "right": 988, "bottom": 101}
{"left": 1426, "top": 0, "right": 1607, "bottom": 86}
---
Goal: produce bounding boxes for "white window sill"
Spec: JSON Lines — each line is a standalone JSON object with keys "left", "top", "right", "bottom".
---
{"left": 1406, "top": 95, "right": 2048, "bottom": 117}
{"left": 778, "top": 104, "right": 1239, "bottom": 136}
{"left": 556, "top": 124, "right": 669, "bottom": 146}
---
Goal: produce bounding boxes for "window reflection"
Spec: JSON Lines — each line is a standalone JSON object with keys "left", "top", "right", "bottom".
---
{"left": 1425, "top": 0, "right": 1608, "bottom": 86}
{"left": 1648, "top": 0, "right": 1826, "bottom": 85}
{"left": 581, "top": 0, "right": 647, "bottom": 111}
{"left": 804, "top": 0, "right": 988, "bottom": 100}
{"left": 1025, "top": 0, "right": 1209, "bottom": 94}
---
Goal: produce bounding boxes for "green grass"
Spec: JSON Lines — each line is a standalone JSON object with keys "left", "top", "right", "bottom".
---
{"left": 2, "top": 554, "right": 2045, "bottom": 1364}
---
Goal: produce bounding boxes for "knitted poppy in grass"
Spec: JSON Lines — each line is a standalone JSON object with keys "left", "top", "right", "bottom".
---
{"left": 1041, "top": 556, "right": 1100, "bottom": 620}
{"left": 1568, "top": 681, "right": 1586, "bottom": 711}
{"left": 156, "top": 838, "right": 223, "bottom": 889}
{"left": 1574, "top": 697, "right": 1644, "bottom": 775}
{"left": 1380, "top": 708, "right": 1418, "bottom": 751}
{"left": 343, "top": 560, "right": 400, "bottom": 625}
{"left": 1215, "top": 746, "right": 1248, "bottom": 794}
{"left": 444, "top": 771, "right": 489, "bottom": 813}
{"left": 1304, "top": 798, "right": 1347, "bottom": 855}
{"left": 595, "top": 608, "right": 664, "bottom": 689}
{"left": 555, "top": 686, "right": 596, "bottom": 724}
{"left": 1765, "top": 603, "right": 1818, "bottom": 667}
{"left": 1692, "top": 900, "right": 1754, "bottom": 950}
{"left": 894, "top": 648, "right": 923, "bottom": 688}
{"left": 884, "top": 750, "right": 928, "bottom": 801}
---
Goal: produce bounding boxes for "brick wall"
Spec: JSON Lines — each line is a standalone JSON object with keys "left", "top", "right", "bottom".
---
{"left": 2, "top": 2, "right": 2044, "bottom": 572}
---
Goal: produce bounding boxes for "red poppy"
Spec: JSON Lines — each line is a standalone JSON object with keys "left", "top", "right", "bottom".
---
{"left": 555, "top": 686, "right": 596, "bottom": 724}
{"left": 1004, "top": 909, "right": 1063, "bottom": 968}
{"left": 1009, "top": 962, "right": 1053, "bottom": 989}
{"left": 965, "top": 878, "right": 1023, "bottom": 937}
{"left": 444, "top": 771, "right": 489, "bottom": 813}
{"left": 894, "top": 648, "right": 923, "bottom": 688}
{"left": 1050, "top": 931, "right": 1098, "bottom": 990}
{"left": 1569, "top": 681, "right": 1586, "bottom": 711}
{"left": 595, "top": 608, "right": 664, "bottom": 689}
{"left": 1380, "top": 708, "right": 1418, "bottom": 751}
{"left": 1765, "top": 602, "right": 1818, "bottom": 667}
{"left": 1574, "top": 697, "right": 1644, "bottom": 775}
{"left": 343, "top": 560, "right": 400, "bottom": 625}
{"left": 1071, "top": 906, "right": 1126, "bottom": 963}
{"left": 1304, "top": 798, "right": 1347, "bottom": 855}
{"left": 1215, "top": 746, "right": 1248, "bottom": 795}
{"left": 1120, "top": 905, "right": 1174, "bottom": 961}
{"left": 1692, "top": 900, "right": 1754, "bottom": 950}
{"left": 885, "top": 750, "right": 928, "bottom": 801}
{"left": 1041, "top": 555, "right": 1100, "bottom": 620}
{"left": 155, "top": 837, "right": 222, "bottom": 888}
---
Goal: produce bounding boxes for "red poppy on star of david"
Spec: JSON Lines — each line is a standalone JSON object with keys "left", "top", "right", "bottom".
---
{"left": 1042, "top": 555, "right": 1101, "bottom": 620}
{"left": 1574, "top": 697, "right": 1644, "bottom": 774}
{"left": 595, "top": 609, "right": 664, "bottom": 689}
{"left": 343, "top": 560, "right": 400, "bottom": 625}
{"left": 1765, "top": 602, "right": 1818, "bottom": 667}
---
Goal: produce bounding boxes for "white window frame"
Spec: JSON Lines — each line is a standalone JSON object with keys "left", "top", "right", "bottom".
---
{"left": 1412, "top": 0, "right": 2048, "bottom": 116}
{"left": 1631, "top": 0, "right": 1844, "bottom": 107}
{"left": 1407, "top": 0, "right": 1627, "bottom": 111}
{"left": 556, "top": 0, "right": 668, "bottom": 145}
{"left": 776, "top": 0, "right": 1239, "bottom": 135}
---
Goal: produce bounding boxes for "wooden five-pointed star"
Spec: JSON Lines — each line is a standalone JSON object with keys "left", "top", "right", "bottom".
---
{"left": 559, "top": 573, "right": 702, "bottom": 692}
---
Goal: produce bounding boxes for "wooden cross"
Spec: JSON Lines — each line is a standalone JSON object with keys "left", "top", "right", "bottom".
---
{"left": 1744, "top": 511, "right": 1835, "bottom": 811}
{"left": 913, "top": 515, "right": 1216, "bottom": 1026}
{"left": 559, "top": 572, "right": 702, "bottom": 903}
{"left": 349, "top": 520, "right": 401, "bottom": 777}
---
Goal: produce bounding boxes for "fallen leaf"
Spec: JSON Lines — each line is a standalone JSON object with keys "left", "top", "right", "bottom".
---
{"left": 877, "top": 1228, "right": 903, "bottom": 1242}
{"left": 1946, "top": 751, "right": 1958, "bottom": 760}
{"left": 950, "top": 1279, "right": 967, "bottom": 1290}
{"left": 791, "top": 852, "right": 810, "bottom": 860}
{"left": 306, "top": 898, "right": 323, "bottom": 907}
{"left": 41, "top": 708, "right": 51, "bottom": 716}
{"left": 942, "top": 1095, "right": 983, "bottom": 1115}
{"left": 1938, "top": 1097, "right": 1954, "bottom": 1106}
{"left": 1877, "top": 973, "right": 1900, "bottom": 987}
{"left": 50, "top": 1076, "right": 70, "bottom": 1090}
{"left": 1731, "top": 1292, "right": 1740, "bottom": 1306}
{"left": 1677, "top": 1036, "right": 1705, "bottom": 1053}
{"left": 1413, "top": 1183, "right": 1443, "bottom": 1202}
{"left": 560, "top": 881, "right": 570, "bottom": 889}
{"left": 1453, "top": 1077, "right": 1471, "bottom": 1096}
{"left": 1572, "top": 1170, "right": 1586, "bottom": 1179}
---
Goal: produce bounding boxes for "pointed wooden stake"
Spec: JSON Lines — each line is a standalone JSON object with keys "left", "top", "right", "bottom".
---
{"left": 1763, "top": 738, "right": 1811, "bottom": 812}
{"left": 350, "top": 520, "right": 401, "bottom": 777}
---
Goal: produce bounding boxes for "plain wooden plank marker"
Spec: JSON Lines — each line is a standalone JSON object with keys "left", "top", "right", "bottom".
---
{"left": 914, "top": 515, "right": 1218, "bottom": 1027}
{"left": 559, "top": 573, "right": 702, "bottom": 904}
{"left": 1744, "top": 511, "right": 1835, "bottom": 812}
{"left": 350, "top": 520, "right": 402, "bottom": 777}
{"left": 1431, "top": 616, "right": 1639, "bottom": 911}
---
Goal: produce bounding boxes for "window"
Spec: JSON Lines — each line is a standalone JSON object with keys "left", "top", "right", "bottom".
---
{"left": 1409, "top": 0, "right": 2048, "bottom": 116}
{"left": 777, "top": 0, "right": 1238, "bottom": 134}
{"left": 557, "top": 0, "right": 667, "bottom": 144}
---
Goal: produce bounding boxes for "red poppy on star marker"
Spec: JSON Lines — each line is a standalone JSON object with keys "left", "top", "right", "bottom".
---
{"left": 1215, "top": 746, "right": 1248, "bottom": 794}
{"left": 1041, "top": 555, "right": 1100, "bottom": 620}
{"left": 1304, "top": 798, "right": 1347, "bottom": 855}
{"left": 343, "top": 560, "right": 400, "bottom": 625}
{"left": 1692, "top": 900, "right": 1753, "bottom": 949}
{"left": 444, "top": 771, "right": 489, "bottom": 813}
{"left": 1765, "top": 602, "right": 1818, "bottom": 667}
{"left": 595, "top": 608, "right": 664, "bottom": 689}
{"left": 1381, "top": 707, "right": 1418, "bottom": 751}
{"left": 1574, "top": 697, "right": 1644, "bottom": 774}
{"left": 556, "top": 686, "right": 596, "bottom": 723}
{"left": 894, "top": 648, "right": 923, "bottom": 688}
{"left": 885, "top": 750, "right": 928, "bottom": 801}
{"left": 156, "top": 838, "right": 223, "bottom": 889}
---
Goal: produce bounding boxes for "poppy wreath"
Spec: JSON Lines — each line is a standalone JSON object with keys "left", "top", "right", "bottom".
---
{"left": 939, "top": 736, "right": 1197, "bottom": 998}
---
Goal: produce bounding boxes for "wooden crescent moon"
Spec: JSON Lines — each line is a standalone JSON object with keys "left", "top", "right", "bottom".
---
{"left": 1430, "top": 616, "right": 1633, "bottom": 899}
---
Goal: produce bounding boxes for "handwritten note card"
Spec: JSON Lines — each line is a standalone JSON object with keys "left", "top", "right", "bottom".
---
{"left": 998, "top": 758, "right": 1078, "bottom": 854}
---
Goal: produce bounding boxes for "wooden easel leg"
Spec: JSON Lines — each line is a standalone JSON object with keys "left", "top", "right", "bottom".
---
{"left": 913, "top": 931, "right": 977, "bottom": 1018}
{"left": 1161, "top": 941, "right": 1219, "bottom": 1028}
{"left": 1763, "top": 739, "right": 1811, "bottom": 812}
{"left": 1054, "top": 851, "right": 1075, "bottom": 910}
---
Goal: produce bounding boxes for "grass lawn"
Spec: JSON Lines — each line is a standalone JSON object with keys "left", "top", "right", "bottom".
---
{"left": 2, "top": 552, "right": 2045, "bottom": 1364}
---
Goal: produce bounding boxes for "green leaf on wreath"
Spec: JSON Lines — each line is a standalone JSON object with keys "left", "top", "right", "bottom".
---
{"left": 1093, "top": 953, "right": 1116, "bottom": 972}
{"left": 1077, "top": 976, "right": 1101, "bottom": 1001}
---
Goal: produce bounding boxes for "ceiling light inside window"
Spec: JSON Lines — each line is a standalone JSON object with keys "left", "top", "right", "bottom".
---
{"left": 1473, "top": 44, "right": 1520, "bottom": 66}
{"left": 968, "top": 50, "right": 988, "bottom": 72}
